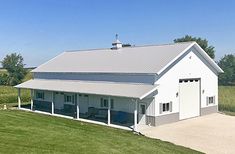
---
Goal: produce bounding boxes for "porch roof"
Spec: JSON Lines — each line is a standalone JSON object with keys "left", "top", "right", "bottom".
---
{"left": 15, "top": 79, "right": 158, "bottom": 99}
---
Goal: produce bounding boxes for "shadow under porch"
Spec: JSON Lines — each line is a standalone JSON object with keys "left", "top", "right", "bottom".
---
{"left": 26, "top": 101, "right": 135, "bottom": 129}
{"left": 17, "top": 88, "right": 143, "bottom": 131}
{"left": 26, "top": 93, "right": 135, "bottom": 128}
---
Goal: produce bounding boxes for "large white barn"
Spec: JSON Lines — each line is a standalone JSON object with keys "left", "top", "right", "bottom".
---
{"left": 15, "top": 40, "right": 223, "bottom": 131}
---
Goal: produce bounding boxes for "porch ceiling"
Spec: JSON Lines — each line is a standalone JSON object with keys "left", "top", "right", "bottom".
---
{"left": 15, "top": 79, "right": 158, "bottom": 99}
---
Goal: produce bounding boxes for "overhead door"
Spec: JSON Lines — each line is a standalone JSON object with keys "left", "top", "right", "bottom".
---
{"left": 179, "top": 79, "right": 200, "bottom": 120}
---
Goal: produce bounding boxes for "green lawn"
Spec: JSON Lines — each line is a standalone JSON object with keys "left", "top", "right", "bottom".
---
{"left": 0, "top": 85, "right": 234, "bottom": 153}
{"left": 0, "top": 110, "right": 200, "bottom": 154}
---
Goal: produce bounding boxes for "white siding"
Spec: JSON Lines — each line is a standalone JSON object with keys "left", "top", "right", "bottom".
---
{"left": 85, "top": 95, "right": 155, "bottom": 116}
{"left": 142, "top": 98, "right": 155, "bottom": 116}
{"left": 34, "top": 90, "right": 52, "bottom": 102}
{"left": 32, "top": 91, "right": 155, "bottom": 116}
{"left": 85, "top": 95, "right": 135, "bottom": 113}
{"left": 154, "top": 47, "right": 218, "bottom": 116}
{"left": 54, "top": 92, "right": 64, "bottom": 109}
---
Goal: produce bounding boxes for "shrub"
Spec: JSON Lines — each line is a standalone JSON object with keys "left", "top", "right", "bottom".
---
{"left": 0, "top": 74, "right": 8, "bottom": 85}
{"left": 0, "top": 86, "right": 30, "bottom": 104}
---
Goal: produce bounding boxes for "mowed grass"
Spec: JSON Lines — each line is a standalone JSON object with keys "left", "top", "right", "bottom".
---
{"left": 0, "top": 110, "right": 200, "bottom": 154}
{"left": 219, "top": 86, "right": 235, "bottom": 114}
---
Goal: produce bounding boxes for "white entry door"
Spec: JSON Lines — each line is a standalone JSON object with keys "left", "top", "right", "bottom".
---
{"left": 179, "top": 79, "right": 200, "bottom": 120}
{"left": 79, "top": 95, "right": 89, "bottom": 114}
{"left": 54, "top": 92, "right": 64, "bottom": 110}
{"left": 138, "top": 103, "right": 146, "bottom": 125}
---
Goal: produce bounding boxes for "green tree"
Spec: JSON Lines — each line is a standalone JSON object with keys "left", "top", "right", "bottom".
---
{"left": 218, "top": 54, "right": 235, "bottom": 85}
{"left": 174, "top": 35, "right": 215, "bottom": 59}
{"left": 1, "top": 53, "right": 27, "bottom": 86}
{"left": 0, "top": 73, "right": 8, "bottom": 85}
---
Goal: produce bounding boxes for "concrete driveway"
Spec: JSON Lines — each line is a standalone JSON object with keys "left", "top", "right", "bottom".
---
{"left": 140, "top": 113, "right": 235, "bottom": 154}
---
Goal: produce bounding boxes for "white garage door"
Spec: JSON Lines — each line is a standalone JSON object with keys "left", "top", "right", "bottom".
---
{"left": 179, "top": 79, "right": 200, "bottom": 120}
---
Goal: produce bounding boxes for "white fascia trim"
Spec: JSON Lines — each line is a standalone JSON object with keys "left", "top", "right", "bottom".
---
{"left": 157, "top": 42, "right": 195, "bottom": 75}
{"left": 139, "top": 85, "right": 158, "bottom": 100}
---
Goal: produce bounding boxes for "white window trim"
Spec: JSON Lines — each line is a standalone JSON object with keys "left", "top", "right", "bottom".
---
{"left": 160, "top": 101, "right": 173, "bottom": 114}
{"left": 207, "top": 96, "right": 216, "bottom": 106}
{"left": 100, "top": 98, "right": 114, "bottom": 109}
{"left": 162, "top": 102, "right": 170, "bottom": 113}
{"left": 64, "top": 94, "right": 75, "bottom": 104}
{"left": 65, "top": 95, "right": 72, "bottom": 103}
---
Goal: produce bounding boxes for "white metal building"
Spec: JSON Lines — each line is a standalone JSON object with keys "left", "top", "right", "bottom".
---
{"left": 15, "top": 40, "right": 223, "bottom": 131}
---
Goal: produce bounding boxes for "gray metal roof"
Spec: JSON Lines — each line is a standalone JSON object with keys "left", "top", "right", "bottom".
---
{"left": 15, "top": 79, "right": 158, "bottom": 99}
{"left": 32, "top": 42, "right": 195, "bottom": 74}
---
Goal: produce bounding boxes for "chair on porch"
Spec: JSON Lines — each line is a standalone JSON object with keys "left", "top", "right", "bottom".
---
{"left": 114, "top": 111, "right": 128, "bottom": 124}
{"left": 81, "top": 107, "right": 98, "bottom": 119}
{"left": 94, "top": 109, "right": 108, "bottom": 119}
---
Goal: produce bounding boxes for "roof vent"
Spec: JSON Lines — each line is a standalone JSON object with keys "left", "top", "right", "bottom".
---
{"left": 112, "top": 34, "right": 122, "bottom": 49}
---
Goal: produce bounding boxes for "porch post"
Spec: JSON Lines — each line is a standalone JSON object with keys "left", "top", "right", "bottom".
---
{"left": 18, "top": 88, "right": 21, "bottom": 109}
{"left": 30, "top": 89, "right": 34, "bottom": 110}
{"left": 76, "top": 93, "right": 80, "bottom": 119}
{"left": 108, "top": 96, "right": 111, "bottom": 125}
{"left": 134, "top": 99, "right": 138, "bottom": 131}
{"left": 51, "top": 92, "right": 54, "bottom": 114}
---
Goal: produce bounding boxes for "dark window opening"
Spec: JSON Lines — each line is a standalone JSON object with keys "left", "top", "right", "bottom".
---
{"left": 36, "top": 91, "right": 44, "bottom": 100}
{"left": 163, "top": 103, "right": 170, "bottom": 112}
{"left": 140, "top": 104, "right": 146, "bottom": 114}
{"left": 100, "top": 98, "right": 114, "bottom": 109}
{"left": 207, "top": 96, "right": 215, "bottom": 105}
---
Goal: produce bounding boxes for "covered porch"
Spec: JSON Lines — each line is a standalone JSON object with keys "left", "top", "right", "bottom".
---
{"left": 15, "top": 79, "right": 158, "bottom": 131}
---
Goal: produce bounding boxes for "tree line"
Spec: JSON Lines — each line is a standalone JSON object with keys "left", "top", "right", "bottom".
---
{"left": 0, "top": 35, "right": 234, "bottom": 86}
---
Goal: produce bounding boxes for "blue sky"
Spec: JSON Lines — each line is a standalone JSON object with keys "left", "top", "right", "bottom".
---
{"left": 0, "top": 0, "right": 234, "bottom": 67}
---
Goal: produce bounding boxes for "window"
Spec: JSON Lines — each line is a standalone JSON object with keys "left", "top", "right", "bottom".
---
{"left": 163, "top": 103, "right": 170, "bottom": 112}
{"left": 207, "top": 96, "right": 215, "bottom": 105}
{"left": 64, "top": 94, "right": 75, "bottom": 104}
{"left": 111, "top": 99, "right": 114, "bottom": 109}
{"left": 65, "top": 95, "right": 72, "bottom": 102}
{"left": 140, "top": 104, "right": 146, "bottom": 114}
{"left": 36, "top": 91, "right": 44, "bottom": 100}
{"left": 103, "top": 99, "right": 108, "bottom": 107}
{"left": 100, "top": 98, "right": 114, "bottom": 109}
{"left": 160, "top": 102, "right": 172, "bottom": 113}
